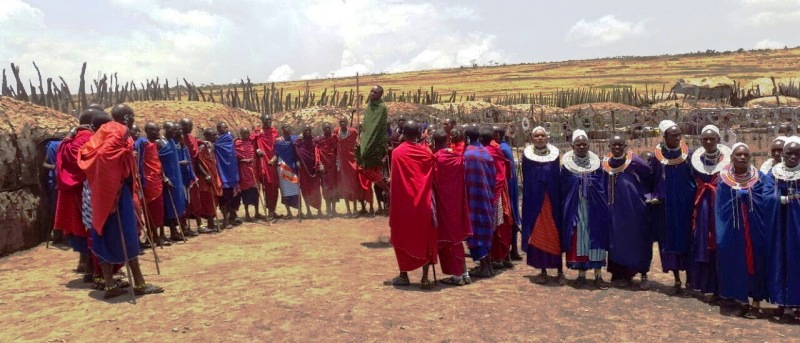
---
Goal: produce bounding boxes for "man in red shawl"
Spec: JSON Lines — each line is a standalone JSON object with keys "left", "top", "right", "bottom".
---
{"left": 54, "top": 109, "right": 96, "bottom": 279}
{"left": 253, "top": 114, "right": 280, "bottom": 220}
{"left": 180, "top": 118, "right": 207, "bottom": 231}
{"left": 383, "top": 121, "right": 437, "bottom": 289}
{"left": 335, "top": 117, "right": 360, "bottom": 217}
{"left": 195, "top": 128, "right": 223, "bottom": 231}
{"left": 235, "top": 127, "right": 263, "bottom": 221}
{"left": 79, "top": 104, "right": 163, "bottom": 299}
{"left": 316, "top": 123, "right": 339, "bottom": 216}
{"left": 483, "top": 125, "right": 514, "bottom": 269}
{"left": 138, "top": 122, "right": 165, "bottom": 245}
{"left": 294, "top": 124, "right": 323, "bottom": 217}
{"left": 432, "top": 129, "right": 472, "bottom": 286}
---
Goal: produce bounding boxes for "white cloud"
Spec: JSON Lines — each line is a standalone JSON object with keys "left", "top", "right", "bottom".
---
{"left": 267, "top": 64, "right": 295, "bottom": 82}
{"left": 754, "top": 39, "right": 786, "bottom": 49}
{"left": 738, "top": 0, "right": 800, "bottom": 25}
{"left": 302, "top": 0, "right": 505, "bottom": 76}
{"left": 566, "top": 15, "right": 648, "bottom": 47}
{"left": 300, "top": 72, "right": 321, "bottom": 80}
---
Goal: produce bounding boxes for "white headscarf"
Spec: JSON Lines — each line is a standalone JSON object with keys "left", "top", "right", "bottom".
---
{"left": 775, "top": 136, "right": 789, "bottom": 144}
{"left": 785, "top": 136, "right": 800, "bottom": 147}
{"left": 659, "top": 120, "right": 677, "bottom": 135}
{"left": 572, "top": 129, "right": 587, "bottom": 144}
{"left": 701, "top": 125, "right": 720, "bottom": 137}
{"left": 731, "top": 142, "right": 749, "bottom": 151}
{"left": 532, "top": 126, "right": 548, "bottom": 136}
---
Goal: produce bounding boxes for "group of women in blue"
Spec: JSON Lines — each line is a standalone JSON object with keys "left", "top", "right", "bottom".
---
{"left": 519, "top": 120, "right": 800, "bottom": 318}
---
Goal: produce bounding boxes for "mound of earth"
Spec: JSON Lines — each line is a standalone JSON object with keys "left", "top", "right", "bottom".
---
{"left": 430, "top": 101, "right": 495, "bottom": 113}
{"left": 742, "top": 77, "right": 800, "bottom": 96}
{"left": 384, "top": 102, "right": 441, "bottom": 121}
{"left": 0, "top": 96, "right": 76, "bottom": 256}
{"left": 745, "top": 96, "right": 800, "bottom": 108}
{"left": 650, "top": 99, "right": 727, "bottom": 109}
{"left": 563, "top": 102, "right": 639, "bottom": 112}
{"left": 109, "top": 101, "right": 262, "bottom": 133}
{"left": 272, "top": 106, "right": 352, "bottom": 133}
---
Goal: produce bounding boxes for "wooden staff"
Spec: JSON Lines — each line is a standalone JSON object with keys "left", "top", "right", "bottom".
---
{"left": 132, "top": 157, "right": 162, "bottom": 272}
{"left": 114, "top": 208, "right": 137, "bottom": 304}
{"left": 165, "top": 187, "right": 188, "bottom": 243}
{"left": 251, "top": 168, "right": 271, "bottom": 226}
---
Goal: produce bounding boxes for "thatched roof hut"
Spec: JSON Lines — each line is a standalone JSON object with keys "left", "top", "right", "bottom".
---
{"left": 672, "top": 76, "right": 735, "bottom": 100}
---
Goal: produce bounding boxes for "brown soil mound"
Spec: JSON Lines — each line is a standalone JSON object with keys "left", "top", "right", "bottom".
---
{"left": 272, "top": 106, "right": 351, "bottom": 132}
{"left": 742, "top": 77, "right": 800, "bottom": 96}
{"left": 110, "top": 101, "right": 261, "bottom": 133}
{"left": 745, "top": 96, "right": 800, "bottom": 108}
{"left": 384, "top": 102, "right": 440, "bottom": 121}
{"left": 0, "top": 96, "right": 76, "bottom": 255}
{"left": 650, "top": 99, "right": 727, "bottom": 109}
{"left": 563, "top": 102, "right": 639, "bottom": 112}
{"left": 429, "top": 101, "right": 495, "bottom": 113}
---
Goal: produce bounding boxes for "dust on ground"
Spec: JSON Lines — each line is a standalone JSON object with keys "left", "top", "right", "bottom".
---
{"left": 2, "top": 212, "right": 799, "bottom": 342}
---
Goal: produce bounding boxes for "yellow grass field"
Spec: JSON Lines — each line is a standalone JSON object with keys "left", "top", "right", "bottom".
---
{"left": 236, "top": 49, "right": 800, "bottom": 100}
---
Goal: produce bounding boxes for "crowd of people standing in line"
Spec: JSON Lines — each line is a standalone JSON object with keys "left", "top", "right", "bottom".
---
{"left": 385, "top": 116, "right": 800, "bottom": 321}
{"left": 45, "top": 86, "right": 395, "bottom": 299}
{"left": 41, "top": 82, "right": 800, "bottom": 321}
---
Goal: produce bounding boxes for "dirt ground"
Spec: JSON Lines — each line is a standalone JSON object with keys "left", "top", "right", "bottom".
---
{"left": 2, "top": 207, "right": 800, "bottom": 342}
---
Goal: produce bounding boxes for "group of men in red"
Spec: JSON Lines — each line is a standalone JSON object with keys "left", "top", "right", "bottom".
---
{"left": 385, "top": 119, "right": 521, "bottom": 288}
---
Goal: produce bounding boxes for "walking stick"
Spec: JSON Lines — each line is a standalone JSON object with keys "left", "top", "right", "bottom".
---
{"left": 185, "top": 186, "right": 192, "bottom": 232}
{"left": 115, "top": 207, "right": 137, "bottom": 304}
{"left": 166, "top": 188, "right": 188, "bottom": 243}
{"left": 132, "top": 160, "right": 162, "bottom": 272}
{"left": 252, "top": 168, "right": 271, "bottom": 226}
{"left": 130, "top": 198, "right": 161, "bottom": 275}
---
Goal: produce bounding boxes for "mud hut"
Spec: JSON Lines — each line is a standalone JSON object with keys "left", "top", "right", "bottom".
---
{"left": 0, "top": 97, "right": 75, "bottom": 256}
{"left": 111, "top": 101, "right": 262, "bottom": 137}
{"left": 671, "top": 76, "right": 735, "bottom": 101}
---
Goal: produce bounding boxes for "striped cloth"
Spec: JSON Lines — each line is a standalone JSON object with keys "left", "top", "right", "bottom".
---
{"left": 464, "top": 143, "right": 496, "bottom": 260}
{"left": 278, "top": 159, "right": 300, "bottom": 198}
{"left": 576, "top": 192, "right": 606, "bottom": 261}
{"left": 81, "top": 180, "right": 93, "bottom": 232}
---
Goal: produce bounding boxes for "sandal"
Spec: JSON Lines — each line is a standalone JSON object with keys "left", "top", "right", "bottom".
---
{"left": 197, "top": 226, "right": 215, "bottom": 234}
{"left": 103, "top": 285, "right": 127, "bottom": 299}
{"left": 532, "top": 273, "right": 548, "bottom": 285}
{"left": 382, "top": 276, "right": 411, "bottom": 286}
{"left": 440, "top": 276, "right": 465, "bottom": 286}
{"left": 468, "top": 267, "right": 492, "bottom": 278}
{"left": 419, "top": 279, "right": 435, "bottom": 290}
{"left": 133, "top": 283, "right": 165, "bottom": 295}
{"left": 183, "top": 230, "right": 199, "bottom": 237}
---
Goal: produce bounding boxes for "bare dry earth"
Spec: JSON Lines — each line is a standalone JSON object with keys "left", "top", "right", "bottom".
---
{"left": 2, "top": 211, "right": 800, "bottom": 342}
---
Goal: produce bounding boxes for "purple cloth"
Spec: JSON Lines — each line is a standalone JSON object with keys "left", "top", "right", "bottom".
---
{"left": 215, "top": 132, "right": 241, "bottom": 189}
{"left": 560, "top": 166, "right": 610, "bottom": 253}
{"left": 606, "top": 155, "right": 653, "bottom": 275}
{"left": 767, "top": 173, "right": 800, "bottom": 306}
{"left": 716, "top": 172, "right": 772, "bottom": 303}
{"left": 650, "top": 146, "right": 696, "bottom": 272}
{"left": 687, "top": 170, "right": 718, "bottom": 294}
{"left": 521, "top": 151, "right": 562, "bottom": 269}
{"left": 159, "top": 139, "right": 187, "bottom": 220}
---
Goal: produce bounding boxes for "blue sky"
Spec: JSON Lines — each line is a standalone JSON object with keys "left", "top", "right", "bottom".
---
{"left": 1, "top": 0, "right": 798, "bottom": 86}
